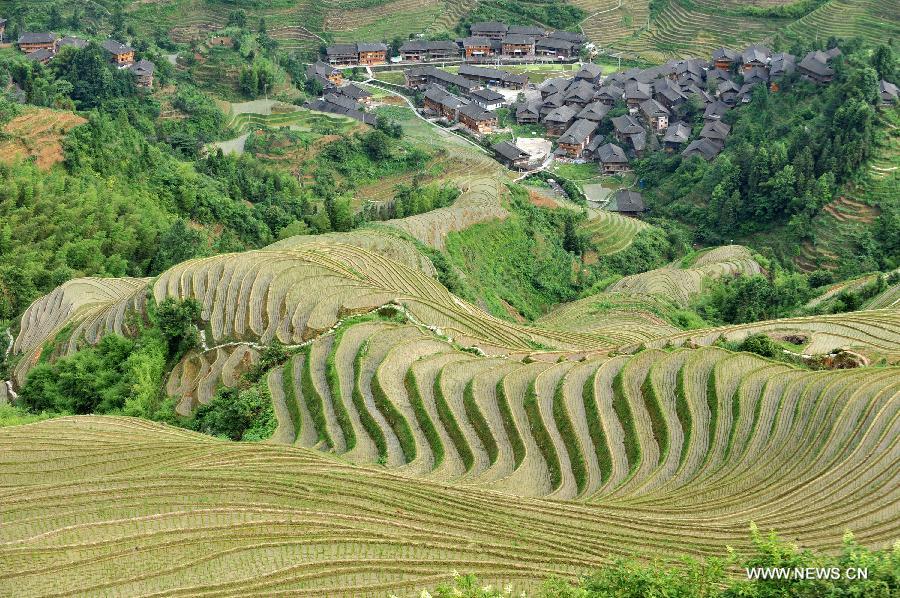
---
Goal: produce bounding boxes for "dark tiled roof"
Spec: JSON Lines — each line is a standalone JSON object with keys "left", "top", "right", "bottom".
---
{"left": 575, "top": 63, "right": 603, "bottom": 79}
{"left": 129, "top": 59, "right": 155, "bottom": 76}
{"left": 458, "top": 102, "right": 496, "bottom": 121}
{"left": 58, "top": 36, "right": 89, "bottom": 49}
{"left": 799, "top": 52, "right": 834, "bottom": 76}
{"left": 597, "top": 143, "right": 627, "bottom": 163}
{"left": 25, "top": 48, "right": 54, "bottom": 61}
{"left": 712, "top": 47, "right": 738, "bottom": 61}
{"left": 492, "top": 140, "right": 529, "bottom": 161}
{"left": 610, "top": 189, "right": 645, "bottom": 212}
{"left": 471, "top": 22, "right": 508, "bottom": 34}
{"left": 462, "top": 36, "right": 491, "bottom": 47}
{"left": 682, "top": 137, "right": 723, "bottom": 160}
{"left": 577, "top": 102, "right": 610, "bottom": 121}
{"left": 337, "top": 83, "right": 371, "bottom": 100}
{"left": 544, "top": 105, "right": 578, "bottom": 123}
{"left": 502, "top": 34, "right": 535, "bottom": 45}
{"left": 357, "top": 42, "right": 387, "bottom": 52}
{"left": 471, "top": 88, "right": 504, "bottom": 102}
{"left": 548, "top": 30, "right": 585, "bottom": 44}
{"left": 326, "top": 43, "right": 357, "bottom": 55}
{"left": 102, "top": 39, "right": 134, "bottom": 55}
{"left": 509, "top": 25, "right": 546, "bottom": 36}
{"left": 700, "top": 120, "right": 730, "bottom": 140}
{"left": 558, "top": 119, "right": 596, "bottom": 145}
{"left": 611, "top": 114, "right": 643, "bottom": 135}
{"left": 640, "top": 98, "right": 670, "bottom": 117}
{"left": 662, "top": 121, "right": 690, "bottom": 144}
{"left": 18, "top": 32, "right": 57, "bottom": 44}
{"left": 535, "top": 37, "right": 575, "bottom": 51}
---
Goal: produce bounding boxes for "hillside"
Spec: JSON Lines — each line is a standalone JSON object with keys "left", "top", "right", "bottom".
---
{"left": 0, "top": 108, "right": 85, "bottom": 169}
{"left": 0, "top": 409, "right": 896, "bottom": 595}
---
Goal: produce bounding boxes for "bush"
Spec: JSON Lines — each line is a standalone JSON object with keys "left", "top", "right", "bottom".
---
{"left": 738, "top": 333, "right": 780, "bottom": 359}
{"left": 192, "top": 384, "right": 275, "bottom": 441}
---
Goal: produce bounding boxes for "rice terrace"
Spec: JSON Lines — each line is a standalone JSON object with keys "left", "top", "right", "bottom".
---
{"left": 0, "top": 0, "right": 898, "bottom": 596}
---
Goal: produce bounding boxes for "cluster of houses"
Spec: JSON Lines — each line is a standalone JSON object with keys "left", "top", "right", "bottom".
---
{"left": 304, "top": 61, "right": 377, "bottom": 124}
{"left": 9, "top": 30, "right": 154, "bottom": 88}
{"left": 406, "top": 64, "right": 529, "bottom": 133}
{"left": 323, "top": 21, "right": 586, "bottom": 67}
{"left": 470, "top": 44, "right": 864, "bottom": 173}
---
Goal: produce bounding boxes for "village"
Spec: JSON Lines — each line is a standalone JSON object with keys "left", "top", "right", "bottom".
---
{"left": 2, "top": 20, "right": 156, "bottom": 90}
{"left": 300, "top": 20, "right": 898, "bottom": 216}
{"left": 4, "top": 15, "right": 898, "bottom": 219}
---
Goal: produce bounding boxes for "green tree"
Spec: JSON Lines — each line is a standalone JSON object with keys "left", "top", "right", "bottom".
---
{"left": 153, "top": 297, "right": 202, "bottom": 358}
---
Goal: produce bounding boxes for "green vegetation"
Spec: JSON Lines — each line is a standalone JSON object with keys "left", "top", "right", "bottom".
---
{"left": 430, "top": 528, "right": 898, "bottom": 597}
{"left": 463, "top": 379, "right": 498, "bottom": 465}
{"left": 17, "top": 298, "right": 200, "bottom": 419}
{"left": 192, "top": 383, "right": 275, "bottom": 441}
{"left": 300, "top": 348, "right": 333, "bottom": 448}
{"left": 372, "top": 368, "right": 417, "bottom": 462}
{"left": 433, "top": 369, "right": 475, "bottom": 471}
{"left": 495, "top": 379, "right": 526, "bottom": 468}
{"left": 524, "top": 380, "right": 562, "bottom": 490}
{"left": 405, "top": 368, "right": 444, "bottom": 466}
{"left": 552, "top": 377, "right": 587, "bottom": 493}
{"left": 637, "top": 43, "right": 898, "bottom": 276}
{"left": 456, "top": 1, "right": 586, "bottom": 35}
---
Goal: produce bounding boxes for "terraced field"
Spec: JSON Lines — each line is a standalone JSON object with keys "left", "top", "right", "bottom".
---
{"left": 0, "top": 108, "right": 86, "bottom": 170}
{"left": 1, "top": 331, "right": 897, "bottom": 595}
{"left": 784, "top": 0, "right": 900, "bottom": 45}
{"left": 606, "top": 245, "right": 764, "bottom": 306}
{"left": 798, "top": 110, "right": 898, "bottom": 272}
{"left": 324, "top": 0, "right": 445, "bottom": 42}
{"left": 579, "top": 208, "right": 650, "bottom": 255}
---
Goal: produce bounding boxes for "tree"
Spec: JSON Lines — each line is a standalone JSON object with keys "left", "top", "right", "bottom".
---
{"left": 153, "top": 297, "right": 202, "bottom": 358}
{"left": 362, "top": 129, "right": 392, "bottom": 161}
{"left": 150, "top": 219, "right": 206, "bottom": 274}
{"left": 228, "top": 9, "right": 248, "bottom": 29}
{"left": 48, "top": 4, "right": 64, "bottom": 30}
{"left": 69, "top": 6, "right": 83, "bottom": 30}
{"left": 871, "top": 44, "right": 896, "bottom": 81}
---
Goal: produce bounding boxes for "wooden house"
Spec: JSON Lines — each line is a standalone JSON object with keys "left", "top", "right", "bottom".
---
{"left": 509, "top": 25, "right": 546, "bottom": 37}
{"left": 682, "top": 137, "right": 723, "bottom": 161}
{"left": 515, "top": 101, "right": 541, "bottom": 124}
{"left": 880, "top": 80, "right": 898, "bottom": 105}
{"left": 423, "top": 86, "right": 467, "bottom": 119}
{"left": 611, "top": 114, "right": 644, "bottom": 143}
{"left": 662, "top": 121, "right": 690, "bottom": 151}
{"left": 492, "top": 141, "right": 530, "bottom": 170}
{"left": 535, "top": 37, "right": 575, "bottom": 58}
{"left": 25, "top": 48, "right": 54, "bottom": 64}
{"left": 471, "top": 88, "right": 505, "bottom": 110}
{"left": 741, "top": 46, "right": 770, "bottom": 72}
{"left": 547, "top": 30, "right": 586, "bottom": 46}
{"left": 711, "top": 47, "right": 738, "bottom": 71}
{"left": 798, "top": 50, "right": 835, "bottom": 84}
{"left": 557, "top": 119, "right": 597, "bottom": 158}
{"left": 57, "top": 36, "right": 89, "bottom": 51}
{"left": 543, "top": 105, "right": 578, "bottom": 136}
{"left": 596, "top": 144, "right": 630, "bottom": 173}
{"left": 624, "top": 80, "right": 652, "bottom": 110}
{"left": 463, "top": 36, "right": 492, "bottom": 60}
{"left": 129, "top": 60, "right": 155, "bottom": 88}
{"left": 470, "top": 22, "right": 508, "bottom": 41}
{"left": 458, "top": 102, "right": 497, "bottom": 134}
{"left": 357, "top": 42, "right": 388, "bottom": 65}
{"left": 17, "top": 32, "right": 57, "bottom": 54}
{"left": 700, "top": 120, "right": 730, "bottom": 142}
{"left": 458, "top": 64, "right": 527, "bottom": 89}
{"left": 595, "top": 85, "right": 623, "bottom": 106}
{"left": 501, "top": 34, "right": 535, "bottom": 57}
{"left": 400, "top": 40, "right": 458, "bottom": 61}
{"left": 608, "top": 189, "right": 646, "bottom": 216}
{"left": 325, "top": 43, "right": 358, "bottom": 66}
{"left": 577, "top": 101, "right": 610, "bottom": 122}
{"left": 102, "top": 39, "right": 135, "bottom": 65}
{"left": 308, "top": 61, "right": 344, "bottom": 87}
{"left": 336, "top": 83, "right": 372, "bottom": 104}
{"left": 639, "top": 98, "right": 670, "bottom": 132}
{"left": 575, "top": 63, "right": 603, "bottom": 84}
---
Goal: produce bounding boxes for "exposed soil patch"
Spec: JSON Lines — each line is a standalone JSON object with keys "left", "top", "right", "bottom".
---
{"left": 0, "top": 109, "right": 86, "bottom": 169}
